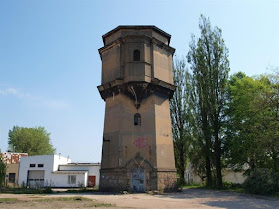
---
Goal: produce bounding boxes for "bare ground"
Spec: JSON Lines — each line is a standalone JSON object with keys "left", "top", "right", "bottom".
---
{"left": 0, "top": 188, "right": 279, "bottom": 209}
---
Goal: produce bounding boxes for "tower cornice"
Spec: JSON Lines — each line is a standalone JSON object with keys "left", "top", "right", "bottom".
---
{"left": 97, "top": 79, "right": 176, "bottom": 106}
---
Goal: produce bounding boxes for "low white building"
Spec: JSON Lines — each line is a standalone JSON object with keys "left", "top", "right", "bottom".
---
{"left": 18, "top": 155, "right": 100, "bottom": 188}
{"left": 185, "top": 163, "right": 247, "bottom": 185}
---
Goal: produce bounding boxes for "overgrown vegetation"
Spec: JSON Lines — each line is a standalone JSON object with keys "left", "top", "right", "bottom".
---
{"left": 243, "top": 169, "right": 279, "bottom": 195}
{"left": 171, "top": 14, "right": 279, "bottom": 195}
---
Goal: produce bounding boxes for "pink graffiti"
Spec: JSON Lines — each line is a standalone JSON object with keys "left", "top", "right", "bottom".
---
{"left": 133, "top": 137, "right": 148, "bottom": 149}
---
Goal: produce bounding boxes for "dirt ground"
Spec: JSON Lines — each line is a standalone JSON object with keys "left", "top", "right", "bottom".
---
{"left": 0, "top": 188, "right": 279, "bottom": 209}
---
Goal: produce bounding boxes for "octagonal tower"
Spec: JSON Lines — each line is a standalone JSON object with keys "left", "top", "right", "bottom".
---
{"left": 98, "top": 26, "right": 176, "bottom": 192}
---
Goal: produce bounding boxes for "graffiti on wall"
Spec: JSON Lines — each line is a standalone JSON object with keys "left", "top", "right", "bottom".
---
{"left": 133, "top": 137, "right": 148, "bottom": 149}
{"left": 0, "top": 152, "right": 28, "bottom": 164}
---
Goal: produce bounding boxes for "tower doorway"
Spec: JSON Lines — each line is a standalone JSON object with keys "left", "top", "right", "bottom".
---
{"left": 131, "top": 166, "right": 145, "bottom": 192}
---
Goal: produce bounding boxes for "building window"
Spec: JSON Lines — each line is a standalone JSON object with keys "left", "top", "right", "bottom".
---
{"left": 134, "top": 113, "right": 141, "bottom": 126}
{"left": 38, "top": 164, "right": 44, "bottom": 167}
{"left": 30, "top": 164, "right": 36, "bottom": 167}
{"left": 133, "top": 49, "right": 140, "bottom": 61}
{"left": 9, "top": 173, "right": 15, "bottom": 183}
{"left": 68, "top": 175, "right": 76, "bottom": 184}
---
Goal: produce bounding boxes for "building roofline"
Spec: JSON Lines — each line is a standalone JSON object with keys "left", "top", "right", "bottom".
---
{"left": 62, "top": 163, "right": 101, "bottom": 166}
{"left": 102, "top": 25, "right": 171, "bottom": 45}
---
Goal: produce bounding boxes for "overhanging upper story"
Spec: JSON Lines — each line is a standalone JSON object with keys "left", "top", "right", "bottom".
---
{"left": 98, "top": 25, "right": 176, "bottom": 102}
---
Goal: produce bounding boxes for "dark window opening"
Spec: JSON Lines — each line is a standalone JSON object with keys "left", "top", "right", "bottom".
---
{"left": 133, "top": 49, "right": 140, "bottom": 61}
{"left": 9, "top": 173, "right": 15, "bottom": 183}
{"left": 38, "top": 164, "right": 44, "bottom": 167}
{"left": 30, "top": 164, "right": 36, "bottom": 167}
{"left": 68, "top": 175, "right": 76, "bottom": 184}
{"left": 134, "top": 113, "right": 141, "bottom": 126}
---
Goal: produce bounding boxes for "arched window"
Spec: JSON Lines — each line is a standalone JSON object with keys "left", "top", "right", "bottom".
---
{"left": 134, "top": 113, "right": 141, "bottom": 126}
{"left": 133, "top": 49, "right": 140, "bottom": 61}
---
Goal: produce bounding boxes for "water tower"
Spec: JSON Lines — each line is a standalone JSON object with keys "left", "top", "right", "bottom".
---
{"left": 98, "top": 26, "right": 176, "bottom": 192}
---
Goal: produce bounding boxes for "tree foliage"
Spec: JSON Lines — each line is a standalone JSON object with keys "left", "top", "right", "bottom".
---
{"left": 225, "top": 71, "right": 279, "bottom": 175}
{"left": 171, "top": 15, "right": 278, "bottom": 194}
{"left": 170, "top": 58, "right": 193, "bottom": 185}
{"left": 8, "top": 126, "right": 56, "bottom": 156}
{"left": 187, "top": 15, "right": 229, "bottom": 187}
{"left": 0, "top": 154, "right": 6, "bottom": 188}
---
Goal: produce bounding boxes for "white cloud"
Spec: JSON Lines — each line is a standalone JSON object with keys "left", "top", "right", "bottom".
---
{"left": 0, "top": 88, "right": 18, "bottom": 95}
{"left": 0, "top": 88, "right": 30, "bottom": 98}
{"left": 0, "top": 87, "right": 71, "bottom": 111}
{"left": 44, "top": 100, "right": 71, "bottom": 110}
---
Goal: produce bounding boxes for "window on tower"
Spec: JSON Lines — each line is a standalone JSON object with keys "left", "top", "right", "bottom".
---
{"left": 133, "top": 49, "right": 140, "bottom": 61}
{"left": 134, "top": 113, "right": 141, "bottom": 126}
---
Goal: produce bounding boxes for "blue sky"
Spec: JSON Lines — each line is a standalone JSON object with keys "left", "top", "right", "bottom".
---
{"left": 0, "top": 0, "right": 278, "bottom": 162}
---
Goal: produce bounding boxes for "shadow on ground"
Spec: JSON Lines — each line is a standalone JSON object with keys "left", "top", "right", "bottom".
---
{"left": 162, "top": 188, "right": 279, "bottom": 209}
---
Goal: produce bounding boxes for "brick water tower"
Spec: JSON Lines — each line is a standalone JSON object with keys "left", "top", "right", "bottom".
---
{"left": 98, "top": 26, "right": 176, "bottom": 192}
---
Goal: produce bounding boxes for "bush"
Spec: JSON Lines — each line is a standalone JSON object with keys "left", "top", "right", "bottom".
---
{"left": 42, "top": 187, "right": 53, "bottom": 194}
{"left": 243, "top": 168, "right": 278, "bottom": 195}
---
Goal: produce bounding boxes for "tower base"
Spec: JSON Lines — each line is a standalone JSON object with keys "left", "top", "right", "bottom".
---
{"left": 99, "top": 168, "right": 177, "bottom": 192}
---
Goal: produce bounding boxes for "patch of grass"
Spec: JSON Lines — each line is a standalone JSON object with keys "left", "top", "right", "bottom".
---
{"left": 0, "top": 198, "right": 19, "bottom": 203}
{"left": 0, "top": 187, "right": 52, "bottom": 194}
{"left": 65, "top": 187, "right": 98, "bottom": 193}
{"left": 88, "top": 203, "right": 113, "bottom": 207}
{"left": 183, "top": 182, "right": 245, "bottom": 194}
{"left": 183, "top": 182, "right": 207, "bottom": 189}
{"left": 33, "top": 196, "right": 93, "bottom": 202}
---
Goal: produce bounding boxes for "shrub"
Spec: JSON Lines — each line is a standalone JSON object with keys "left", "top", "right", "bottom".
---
{"left": 42, "top": 187, "right": 53, "bottom": 194}
{"left": 243, "top": 168, "right": 278, "bottom": 195}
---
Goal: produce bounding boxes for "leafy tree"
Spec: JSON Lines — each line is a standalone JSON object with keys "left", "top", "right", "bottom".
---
{"left": 0, "top": 153, "right": 6, "bottom": 189}
{"left": 187, "top": 15, "right": 230, "bottom": 187}
{"left": 225, "top": 71, "right": 279, "bottom": 176}
{"left": 170, "top": 58, "right": 193, "bottom": 185}
{"left": 8, "top": 126, "right": 56, "bottom": 156}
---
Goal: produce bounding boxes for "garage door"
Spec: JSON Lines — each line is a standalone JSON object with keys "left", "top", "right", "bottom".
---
{"left": 28, "top": 170, "right": 45, "bottom": 188}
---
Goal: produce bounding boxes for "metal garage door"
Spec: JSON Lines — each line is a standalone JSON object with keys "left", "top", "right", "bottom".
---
{"left": 28, "top": 170, "right": 45, "bottom": 188}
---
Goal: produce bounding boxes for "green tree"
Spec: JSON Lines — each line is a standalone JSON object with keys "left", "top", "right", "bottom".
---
{"left": 187, "top": 15, "right": 230, "bottom": 187}
{"left": 8, "top": 126, "right": 56, "bottom": 156}
{"left": 170, "top": 58, "right": 194, "bottom": 185}
{"left": 0, "top": 153, "right": 6, "bottom": 189}
{"left": 226, "top": 71, "right": 279, "bottom": 176}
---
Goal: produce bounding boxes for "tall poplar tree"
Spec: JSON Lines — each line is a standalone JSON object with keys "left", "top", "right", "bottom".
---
{"left": 170, "top": 58, "right": 193, "bottom": 185}
{"left": 187, "top": 15, "right": 230, "bottom": 187}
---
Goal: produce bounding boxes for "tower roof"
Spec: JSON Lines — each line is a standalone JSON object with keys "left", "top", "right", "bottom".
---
{"left": 102, "top": 25, "right": 172, "bottom": 46}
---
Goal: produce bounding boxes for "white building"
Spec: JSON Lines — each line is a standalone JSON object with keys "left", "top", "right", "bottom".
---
{"left": 185, "top": 163, "right": 247, "bottom": 185}
{"left": 18, "top": 155, "right": 101, "bottom": 188}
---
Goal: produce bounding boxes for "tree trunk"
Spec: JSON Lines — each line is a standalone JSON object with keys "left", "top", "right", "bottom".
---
{"left": 203, "top": 111, "right": 212, "bottom": 186}
{"left": 179, "top": 146, "right": 186, "bottom": 185}
{"left": 215, "top": 137, "right": 223, "bottom": 188}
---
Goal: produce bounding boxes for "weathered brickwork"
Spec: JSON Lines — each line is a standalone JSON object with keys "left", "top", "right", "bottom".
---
{"left": 157, "top": 171, "right": 177, "bottom": 191}
{"left": 99, "top": 168, "right": 177, "bottom": 192}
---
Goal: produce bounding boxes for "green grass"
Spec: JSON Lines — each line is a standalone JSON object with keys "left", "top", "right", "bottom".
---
{"left": 0, "top": 198, "right": 19, "bottom": 203}
{"left": 0, "top": 187, "right": 53, "bottom": 194}
{"left": 183, "top": 182, "right": 245, "bottom": 193}
{"left": 32, "top": 196, "right": 93, "bottom": 202}
{"left": 0, "top": 196, "right": 113, "bottom": 207}
{"left": 65, "top": 187, "right": 99, "bottom": 193}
